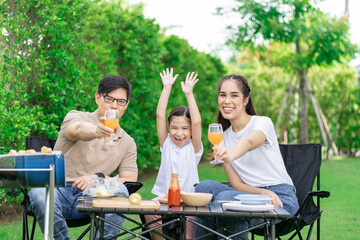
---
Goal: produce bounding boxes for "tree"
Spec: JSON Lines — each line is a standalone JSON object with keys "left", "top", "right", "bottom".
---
{"left": 0, "top": 0, "right": 91, "bottom": 150}
{"left": 219, "top": 0, "right": 358, "bottom": 143}
{"left": 0, "top": 0, "right": 226, "bottom": 169}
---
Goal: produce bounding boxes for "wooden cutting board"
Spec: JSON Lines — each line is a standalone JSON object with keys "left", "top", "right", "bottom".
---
{"left": 92, "top": 198, "right": 160, "bottom": 209}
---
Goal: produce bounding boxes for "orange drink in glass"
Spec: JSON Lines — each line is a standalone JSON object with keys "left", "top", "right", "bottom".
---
{"left": 208, "top": 123, "right": 224, "bottom": 164}
{"left": 103, "top": 109, "right": 119, "bottom": 145}
{"left": 208, "top": 132, "right": 223, "bottom": 146}
{"left": 102, "top": 119, "right": 119, "bottom": 130}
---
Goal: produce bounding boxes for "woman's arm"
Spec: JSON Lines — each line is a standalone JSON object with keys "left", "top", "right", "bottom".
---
{"left": 224, "top": 162, "right": 283, "bottom": 207}
{"left": 214, "top": 130, "right": 266, "bottom": 164}
{"left": 157, "top": 68, "right": 178, "bottom": 147}
{"left": 181, "top": 72, "right": 202, "bottom": 153}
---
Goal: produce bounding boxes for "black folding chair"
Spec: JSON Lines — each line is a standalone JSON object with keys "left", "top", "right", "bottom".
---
{"left": 251, "top": 143, "right": 330, "bottom": 240}
{"left": 22, "top": 136, "right": 143, "bottom": 240}
{"left": 22, "top": 136, "right": 92, "bottom": 240}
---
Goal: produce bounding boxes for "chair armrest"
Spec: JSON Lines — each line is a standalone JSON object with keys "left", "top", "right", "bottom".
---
{"left": 308, "top": 190, "right": 330, "bottom": 198}
{"left": 294, "top": 190, "right": 330, "bottom": 216}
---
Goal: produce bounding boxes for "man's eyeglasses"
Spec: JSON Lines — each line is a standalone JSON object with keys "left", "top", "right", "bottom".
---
{"left": 102, "top": 95, "right": 128, "bottom": 106}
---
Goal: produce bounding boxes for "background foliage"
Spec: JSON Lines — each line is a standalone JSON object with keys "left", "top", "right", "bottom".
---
{"left": 0, "top": 0, "right": 226, "bottom": 170}
{"left": 219, "top": 0, "right": 359, "bottom": 143}
{"left": 0, "top": 0, "right": 359, "bottom": 210}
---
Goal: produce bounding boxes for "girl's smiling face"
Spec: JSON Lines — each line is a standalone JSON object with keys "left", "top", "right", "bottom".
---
{"left": 168, "top": 116, "right": 192, "bottom": 148}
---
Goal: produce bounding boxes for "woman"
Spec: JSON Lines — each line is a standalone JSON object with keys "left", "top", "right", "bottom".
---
{"left": 195, "top": 74, "right": 299, "bottom": 239}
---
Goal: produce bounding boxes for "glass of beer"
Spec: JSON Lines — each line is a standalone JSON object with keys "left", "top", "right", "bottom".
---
{"left": 208, "top": 123, "right": 224, "bottom": 164}
{"left": 103, "top": 109, "right": 119, "bottom": 145}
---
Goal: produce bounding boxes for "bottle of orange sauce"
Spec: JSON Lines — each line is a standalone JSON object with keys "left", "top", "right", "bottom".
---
{"left": 168, "top": 173, "right": 181, "bottom": 206}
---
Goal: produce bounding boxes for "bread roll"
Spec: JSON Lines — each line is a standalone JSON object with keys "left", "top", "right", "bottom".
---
{"left": 9, "top": 149, "right": 17, "bottom": 154}
{"left": 41, "top": 146, "right": 52, "bottom": 153}
{"left": 26, "top": 149, "right": 36, "bottom": 154}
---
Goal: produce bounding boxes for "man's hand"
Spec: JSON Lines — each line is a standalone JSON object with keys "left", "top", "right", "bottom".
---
{"left": 160, "top": 68, "right": 178, "bottom": 87}
{"left": 95, "top": 116, "right": 115, "bottom": 139}
{"left": 72, "top": 175, "right": 95, "bottom": 191}
{"left": 181, "top": 72, "right": 199, "bottom": 95}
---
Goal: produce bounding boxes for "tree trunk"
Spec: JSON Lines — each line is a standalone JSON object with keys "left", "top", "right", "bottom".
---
{"left": 299, "top": 70, "right": 309, "bottom": 143}
{"left": 281, "top": 86, "right": 296, "bottom": 144}
{"left": 296, "top": 40, "right": 309, "bottom": 143}
{"left": 275, "top": 77, "right": 295, "bottom": 132}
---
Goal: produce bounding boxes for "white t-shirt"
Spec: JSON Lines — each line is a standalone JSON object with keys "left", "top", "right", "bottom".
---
{"left": 151, "top": 134, "right": 203, "bottom": 196}
{"left": 223, "top": 116, "right": 293, "bottom": 187}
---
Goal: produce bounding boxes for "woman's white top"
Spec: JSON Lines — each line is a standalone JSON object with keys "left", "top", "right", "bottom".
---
{"left": 223, "top": 116, "right": 293, "bottom": 187}
{"left": 151, "top": 134, "right": 203, "bottom": 197}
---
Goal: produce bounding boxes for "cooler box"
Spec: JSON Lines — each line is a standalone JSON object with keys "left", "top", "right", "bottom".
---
{"left": 0, "top": 152, "right": 66, "bottom": 188}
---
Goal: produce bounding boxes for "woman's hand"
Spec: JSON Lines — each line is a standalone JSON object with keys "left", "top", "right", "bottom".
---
{"left": 181, "top": 72, "right": 199, "bottom": 95}
{"left": 213, "top": 145, "right": 234, "bottom": 164}
{"left": 160, "top": 68, "right": 178, "bottom": 87}
{"left": 260, "top": 189, "right": 283, "bottom": 207}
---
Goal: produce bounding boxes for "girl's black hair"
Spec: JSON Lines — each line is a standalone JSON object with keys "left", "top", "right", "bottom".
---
{"left": 217, "top": 74, "right": 257, "bottom": 131}
{"left": 168, "top": 106, "right": 190, "bottom": 123}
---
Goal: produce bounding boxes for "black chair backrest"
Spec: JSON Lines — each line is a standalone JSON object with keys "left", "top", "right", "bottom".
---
{"left": 25, "top": 136, "right": 57, "bottom": 151}
{"left": 279, "top": 143, "right": 322, "bottom": 224}
{"left": 124, "top": 181, "right": 143, "bottom": 195}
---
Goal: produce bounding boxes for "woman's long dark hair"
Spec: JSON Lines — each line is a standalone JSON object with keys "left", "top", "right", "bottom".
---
{"left": 217, "top": 74, "right": 257, "bottom": 131}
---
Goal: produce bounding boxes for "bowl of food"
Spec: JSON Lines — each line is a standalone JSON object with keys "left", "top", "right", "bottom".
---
{"left": 181, "top": 192, "right": 213, "bottom": 207}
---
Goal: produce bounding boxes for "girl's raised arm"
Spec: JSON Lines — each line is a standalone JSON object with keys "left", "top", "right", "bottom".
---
{"left": 181, "top": 72, "right": 202, "bottom": 153}
{"left": 157, "top": 68, "right": 178, "bottom": 147}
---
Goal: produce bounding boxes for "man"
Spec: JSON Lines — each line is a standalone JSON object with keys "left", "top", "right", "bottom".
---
{"left": 29, "top": 75, "right": 138, "bottom": 239}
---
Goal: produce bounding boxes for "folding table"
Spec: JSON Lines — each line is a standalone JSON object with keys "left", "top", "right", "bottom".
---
{"left": 76, "top": 200, "right": 291, "bottom": 240}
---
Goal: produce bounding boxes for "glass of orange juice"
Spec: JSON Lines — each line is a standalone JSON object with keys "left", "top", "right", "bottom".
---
{"left": 208, "top": 123, "right": 224, "bottom": 164}
{"left": 103, "top": 109, "right": 119, "bottom": 145}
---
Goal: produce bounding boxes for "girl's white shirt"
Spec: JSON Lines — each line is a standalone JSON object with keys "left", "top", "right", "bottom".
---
{"left": 151, "top": 134, "right": 203, "bottom": 197}
{"left": 223, "top": 116, "right": 294, "bottom": 187}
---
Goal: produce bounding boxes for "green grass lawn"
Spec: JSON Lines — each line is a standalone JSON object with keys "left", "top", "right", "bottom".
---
{"left": 0, "top": 157, "right": 359, "bottom": 239}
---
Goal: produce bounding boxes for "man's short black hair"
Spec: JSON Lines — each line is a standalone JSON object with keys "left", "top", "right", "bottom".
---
{"left": 97, "top": 75, "right": 132, "bottom": 99}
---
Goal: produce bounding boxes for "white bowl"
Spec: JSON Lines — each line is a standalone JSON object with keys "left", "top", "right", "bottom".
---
{"left": 181, "top": 192, "right": 213, "bottom": 207}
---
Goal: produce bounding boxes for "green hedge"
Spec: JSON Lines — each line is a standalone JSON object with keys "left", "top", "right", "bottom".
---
{"left": 0, "top": 0, "right": 226, "bottom": 171}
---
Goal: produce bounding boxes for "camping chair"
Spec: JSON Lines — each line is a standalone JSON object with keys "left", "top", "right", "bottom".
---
{"left": 22, "top": 136, "right": 143, "bottom": 240}
{"left": 250, "top": 143, "right": 330, "bottom": 240}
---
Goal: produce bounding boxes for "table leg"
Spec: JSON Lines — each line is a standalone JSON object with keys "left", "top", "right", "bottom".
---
{"left": 270, "top": 219, "right": 276, "bottom": 240}
{"left": 100, "top": 213, "right": 105, "bottom": 239}
{"left": 180, "top": 216, "right": 186, "bottom": 240}
{"left": 90, "top": 213, "right": 96, "bottom": 240}
{"left": 44, "top": 164, "right": 55, "bottom": 240}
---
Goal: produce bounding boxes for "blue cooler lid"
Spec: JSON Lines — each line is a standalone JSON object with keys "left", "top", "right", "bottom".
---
{"left": 16, "top": 152, "right": 66, "bottom": 188}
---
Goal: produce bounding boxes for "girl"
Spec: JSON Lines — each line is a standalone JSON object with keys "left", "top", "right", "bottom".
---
{"left": 195, "top": 74, "right": 299, "bottom": 239}
{"left": 146, "top": 68, "right": 203, "bottom": 240}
